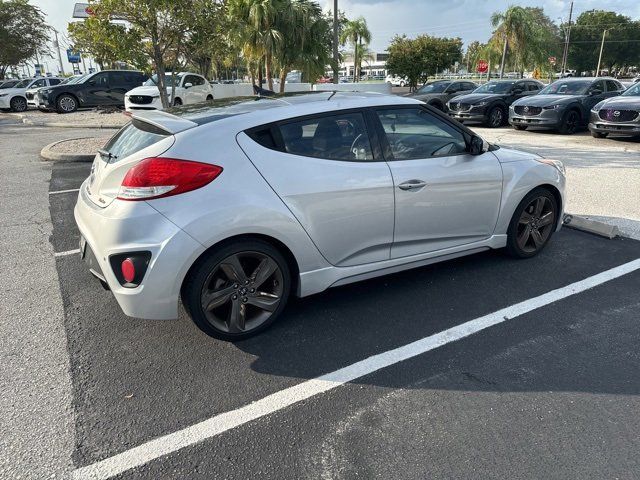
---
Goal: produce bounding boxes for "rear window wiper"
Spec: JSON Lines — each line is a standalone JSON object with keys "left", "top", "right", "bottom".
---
{"left": 98, "top": 149, "right": 118, "bottom": 161}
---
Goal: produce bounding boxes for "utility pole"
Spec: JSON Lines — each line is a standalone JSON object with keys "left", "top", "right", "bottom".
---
{"left": 560, "top": 1, "right": 573, "bottom": 76}
{"left": 53, "top": 30, "right": 66, "bottom": 76}
{"left": 499, "top": 34, "right": 508, "bottom": 79}
{"left": 34, "top": 50, "right": 40, "bottom": 76}
{"left": 596, "top": 29, "right": 608, "bottom": 77}
{"left": 333, "top": 0, "right": 339, "bottom": 84}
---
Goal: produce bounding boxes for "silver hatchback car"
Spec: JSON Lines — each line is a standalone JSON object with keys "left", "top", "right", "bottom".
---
{"left": 75, "top": 92, "right": 566, "bottom": 340}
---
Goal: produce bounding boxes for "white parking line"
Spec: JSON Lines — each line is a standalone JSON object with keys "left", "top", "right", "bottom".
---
{"left": 72, "top": 258, "right": 640, "bottom": 480}
{"left": 54, "top": 249, "right": 80, "bottom": 257}
{"left": 49, "top": 188, "right": 80, "bottom": 195}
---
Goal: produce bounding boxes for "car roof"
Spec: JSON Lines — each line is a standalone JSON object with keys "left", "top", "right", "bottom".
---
{"left": 162, "top": 91, "right": 420, "bottom": 126}
{"left": 553, "top": 77, "right": 617, "bottom": 82}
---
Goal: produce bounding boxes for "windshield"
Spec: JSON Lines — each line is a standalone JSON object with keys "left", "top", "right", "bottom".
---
{"left": 14, "top": 79, "right": 32, "bottom": 88}
{"left": 622, "top": 83, "right": 640, "bottom": 96}
{"left": 144, "top": 74, "right": 184, "bottom": 87}
{"left": 539, "top": 80, "right": 591, "bottom": 95}
{"left": 416, "top": 82, "right": 450, "bottom": 94}
{"left": 0, "top": 80, "right": 19, "bottom": 89}
{"left": 473, "top": 81, "right": 515, "bottom": 94}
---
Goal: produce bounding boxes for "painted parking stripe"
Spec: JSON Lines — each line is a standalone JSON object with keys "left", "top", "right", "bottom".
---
{"left": 72, "top": 258, "right": 640, "bottom": 480}
{"left": 54, "top": 248, "right": 80, "bottom": 257}
{"left": 49, "top": 188, "right": 80, "bottom": 195}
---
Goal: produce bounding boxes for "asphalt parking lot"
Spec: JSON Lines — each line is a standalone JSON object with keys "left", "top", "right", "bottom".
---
{"left": 2, "top": 119, "right": 640, "bottom": 479}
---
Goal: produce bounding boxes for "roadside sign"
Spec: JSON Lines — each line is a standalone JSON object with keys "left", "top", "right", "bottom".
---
{"left": 67, "top": 49, "right": 81, "bottom": 64}
{"left": 72, "top": 3, "right": 94, "bottom": 18}
{"left": 477, "top": 60, "right": 488, "bottom": 73}
{"left": 548, "top": 56, "right": 557, "bottom": 65}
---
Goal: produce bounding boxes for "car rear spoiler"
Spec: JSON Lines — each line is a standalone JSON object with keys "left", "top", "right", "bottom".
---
{"left": 131, "top": 110, "right": 198, "bottom": 135}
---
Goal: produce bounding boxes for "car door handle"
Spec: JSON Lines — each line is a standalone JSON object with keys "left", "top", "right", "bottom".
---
{"left": 398, "top": 180, "right": 427, "bottom": 191}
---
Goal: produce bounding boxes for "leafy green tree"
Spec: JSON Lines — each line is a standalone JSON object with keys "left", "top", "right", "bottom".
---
{"left": 386, "top": 34, "right": 462, "bottom": 89}
{"left": 340, "top": 17, "right": 371, "bottom": 82}
{"left": 568, "top": 10, "right": 640, "bottom": 74}
{"left": 491, "top": 6, "right": 560, "bottom": 76}
{"left": 67, "top": 14, "right": 147, "bottom": 70}
{"left": 0, "top": 0, "right": 51, "bottom": 79}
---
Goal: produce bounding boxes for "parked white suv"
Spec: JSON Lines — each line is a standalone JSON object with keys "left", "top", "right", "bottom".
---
{"left": 385, "top": 74, "right": 408, "bottom": 87}
{"left": 26, "top": 77, "right": 65, "bottom": 107}
{"left": 0, "top": 77, "right": 62, "bottom": 112}
{"left": 124, "top": 72, "right": 213, "bottom": 111}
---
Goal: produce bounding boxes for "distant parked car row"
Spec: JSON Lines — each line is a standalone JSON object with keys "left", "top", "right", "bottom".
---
{"left": 0, "top": 70, "right": 217, "bottom": 114}
{"left": 411, "top": 76, "right": 638, "bottom": 138}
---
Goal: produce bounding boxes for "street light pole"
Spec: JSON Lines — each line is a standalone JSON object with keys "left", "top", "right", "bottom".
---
{"left": 333, "top": 0, "right": 339, "bottom": 84}
{"left": 596, "top": 29, "right": 608, "bottom": 77}
{"left": 560, "top": 1, "right": 573, "bottom": 76}
{"left": 54, "top": 30, "right": 66, "bottom": 76}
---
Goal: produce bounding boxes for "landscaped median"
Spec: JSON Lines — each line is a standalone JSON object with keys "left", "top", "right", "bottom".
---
{"left": 40, "top": 136, "right": 111, "bottom": 162}
{"left": 10, "top": 109, "right": 128, "bottom": 129}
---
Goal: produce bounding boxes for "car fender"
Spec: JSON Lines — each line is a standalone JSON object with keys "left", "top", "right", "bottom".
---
{"left": 493, "top": 156, "right": 565, "bottom": 235}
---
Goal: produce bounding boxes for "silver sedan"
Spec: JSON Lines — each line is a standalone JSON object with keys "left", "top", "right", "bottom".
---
{"left": 75, "top": 92, "right": 566, "bottom": 340}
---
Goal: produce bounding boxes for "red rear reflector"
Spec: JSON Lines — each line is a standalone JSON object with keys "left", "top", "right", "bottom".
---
{"left": 121, "top": 258, "right": 136, "bottom": 283}
{"left": 117, "top": 157, "right": 222, "bottom": 201}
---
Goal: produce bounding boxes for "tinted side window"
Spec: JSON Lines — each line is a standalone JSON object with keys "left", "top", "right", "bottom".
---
{"left": 590, "top": 80, "right": 605, "bottom": 93}
{"left": 191, "top": 75, "right": 205, "bottom": 86}
{"left": 278, "top": 112, "right": 373, "bottom": 161}
{"left": 49, "top": 78, "right": 62, "bottom": 86}
{"left": 109, "top": 72, "right": 127, "bottom": 86}
{"left": 376, "top": 108, "right": 467, "bottom": 160}
{"left": 527, "top": 82, "right": 541, "bottom": 92}
{"left": 31, "top": 79, "right": 47, "bottom": 88}
{"left": 448, "top": 82, "right": 462, "bottom": 92}
{"left": 247, "top": 128, "right": 277, "bottom": 150}
{"left": 464, "top": 82, "right": 476, "bottom": 90}
{"left": 605, "top": 80, "right": 621, "bottom": 92}
{"left": 91, "top": 73, "right": 109, "bottom": 86}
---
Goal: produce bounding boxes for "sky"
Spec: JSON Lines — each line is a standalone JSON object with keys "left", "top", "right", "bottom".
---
{"left": 29, "top": 0, "right": 640, "bottom": 75}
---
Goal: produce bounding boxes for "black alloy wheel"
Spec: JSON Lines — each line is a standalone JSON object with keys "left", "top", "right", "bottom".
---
{"left": 487, "top": 106, "right": 505, "bottom": 128}
{"left": 56, "top": 94, "right": 78, "bottom": 113}
{"left": 184, "top": 240, "right": 291, "bottom": 340}
{"left": 173, "top": 97, "right": 183, "bottom": 106}
{"left": 10, "top": 96, "right": 27, "bottom": 112}
{"left": 506, "top": 188, "right": 558, "bottom": 258}
{"left": 559, "top": 109, "right": 580, "bottom": 134}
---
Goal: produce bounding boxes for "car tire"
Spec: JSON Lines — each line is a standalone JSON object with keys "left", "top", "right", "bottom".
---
{"left": 183, "top": 239, "right": 291, "bottom": 341}
{"left": 10, "top": 96, "right": 27, "bottom": 112}
{"left": 429, "top": 101, "right": 444, "bottom": 112}
{"left": 487, "top": 106, "right": 505, "bottom": 128}
{"left": 506, "top": 187, "right": 558, "bottom": 259}
{"left": 591, "top": 131, "right": 607, "bottom": 139}
{"left": 56, "top": 94, "right": 78, "bottom": 113}
{"left": 513, "top": 124, "right": 528, "bottom": 131}
{"left": 173, "top": 97, "right": 182, "bottom": 106}
{"left": 206, "top": 95, "right": 213, "bottom": 101}
{"left": 558, "top": 109, "right": 580, "bottom": 135}
{"left": 399, "top": 81, "right": 406, "bottom": 87}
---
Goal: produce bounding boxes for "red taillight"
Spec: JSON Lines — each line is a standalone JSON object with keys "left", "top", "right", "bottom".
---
{"left": 117, "top": 157, "right": 222, "bottom": 201}
{"left": 121, "top": 258, "right": 136, "bottom": 283}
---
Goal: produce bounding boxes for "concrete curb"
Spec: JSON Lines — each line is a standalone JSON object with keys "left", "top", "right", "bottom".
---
{"left": 22, "top": 118, "right": 123, "bottom": 129}
{"left": 563, "top": 214, "right": 619, "bottom": 239}
{"left": 40, "top": 138, "right": 96, "bottom": 163}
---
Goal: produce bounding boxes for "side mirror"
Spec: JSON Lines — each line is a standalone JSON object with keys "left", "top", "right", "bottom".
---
{"left": 469, "top": 135, "right": 487, "bottom": 155}
{"left": 589, "top": 88, "right": 602, "bottom": 96}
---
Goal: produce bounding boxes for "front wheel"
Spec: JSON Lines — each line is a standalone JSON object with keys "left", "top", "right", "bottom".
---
{"left": 56, "top": 94, "right": 77, "bottom": 113}
{"left": 506, "top": 188, "right": 558, "bottom": 258}
{"left": 559, "top": 109, "right": 580, "bottom": 134}
{"left": 10, "top": 96, "right": 27, "bottom": 112}
{"left": 183, "top": 240, "right": 291, "bottom": 341}
{"left": 487, "top": 106, "right": 505, "bottom": 128}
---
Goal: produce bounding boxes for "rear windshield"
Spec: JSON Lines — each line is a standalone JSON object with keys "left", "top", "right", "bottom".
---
{"left": 101, "top": 121, "right": 169, "bottom": 162}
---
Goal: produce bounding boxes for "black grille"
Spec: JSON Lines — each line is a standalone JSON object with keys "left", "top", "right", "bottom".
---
{"left": 514, "top": 105, "right": 542, "bottom": 116}
{"left": 450, "top": 102, "right": 470, "bottom": 112}
{"left": 128, "top": 95, "right": 153, "bottom": 105}
{"left": 599, "top": 109, "right": 638, "bottom": 122}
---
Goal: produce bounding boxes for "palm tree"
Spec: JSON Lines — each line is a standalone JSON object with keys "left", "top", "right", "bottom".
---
{"left": 340, "top": 17, "right": 371, "bottom": 82}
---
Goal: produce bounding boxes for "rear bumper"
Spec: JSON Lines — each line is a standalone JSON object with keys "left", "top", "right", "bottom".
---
{"left": 74, "top": 180, "right": 205, "bottom": 320}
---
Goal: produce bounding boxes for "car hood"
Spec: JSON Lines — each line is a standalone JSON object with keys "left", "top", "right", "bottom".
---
{"left": 0, "top": 87, "right": 27, "bottom": 95}
{"left": 598, "top": 96, "right": 640, "bottom": 109}
{"left": 410, "top": 92, "right": 443, "bottom": 101}
{"left": 127, "top": 85, "right": 171, "bottom": 96}
{"left": 514, "top": 94, "right": 580, "bottom": 107}
{"left": 492, "top": 147, "right": 541, "bottom": 163}
{"left": 451, "top": 93, "right": 503, "bottom": 104}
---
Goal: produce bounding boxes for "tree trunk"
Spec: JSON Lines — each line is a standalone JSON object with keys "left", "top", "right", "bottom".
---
{"left": 266, "top": 53, "right": 274, "bottom": 91}
{"left": 257, "top": 58, "right": 263, "bottom": 88}
{"left": 354, "top": 37, "right": 360, "bottom": 82}
{"left": 153, "top": 41, "right": 169, "bottom": 109}
{"left": 279, "top": 69, "right": 287, "bottom": 93}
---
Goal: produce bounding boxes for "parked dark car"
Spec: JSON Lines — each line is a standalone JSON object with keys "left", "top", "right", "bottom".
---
{"left": 447, "top": 79, "right": 543, "bottom": 127}
{"left": 589, "top": 81, "right": 640, "bottom": 138}
{"left": 409, "top": 80, "right": 478, "bottom": 111}
{"left": 509, "top": 77, "right": 625, "bottom": 134}
{"left": 39, "top": 70, "right": 148, "bottom": 113}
